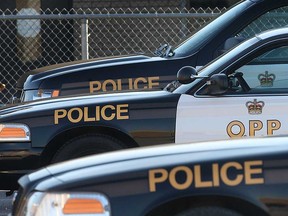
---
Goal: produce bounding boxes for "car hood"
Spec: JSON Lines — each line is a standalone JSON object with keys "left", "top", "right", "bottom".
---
{"left": 20, "top": 136, "right": 288, "bottom": 190}
{"left": 18, "top": 54, "right": 162, "bottom": 89}
{"left": 0, "top": 90, "right": 172, "bottom": 117}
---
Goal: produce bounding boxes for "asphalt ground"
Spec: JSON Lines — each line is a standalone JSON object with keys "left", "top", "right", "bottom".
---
{"left": 0, "top": 192, "right": 14, "bottom": 216}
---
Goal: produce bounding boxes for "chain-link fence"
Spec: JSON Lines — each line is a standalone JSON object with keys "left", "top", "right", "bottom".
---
{"left": 0, "top": 7, "right": 225, "bottom": 104}
{"left": 0, "top": 6, "right": 287, "bottom": 104}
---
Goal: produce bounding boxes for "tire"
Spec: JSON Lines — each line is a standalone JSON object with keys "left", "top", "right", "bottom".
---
{"left": 51, "top": 134, "right": 125, "bottom": 163}
{"left": 175, "top": 206, "right": 242, "bottom": 216}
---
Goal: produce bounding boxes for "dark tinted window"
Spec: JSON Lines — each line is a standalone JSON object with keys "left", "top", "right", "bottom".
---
{"left": 238, "top": 6, "right": 288, "bottom": 39}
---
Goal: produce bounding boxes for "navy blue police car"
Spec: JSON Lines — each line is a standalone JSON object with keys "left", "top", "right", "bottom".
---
{"left": 13, "top": 136, "right": 288, "bottom": 216}
{"left": 1, "top": 28, "right": 288, "bottom": 190}
{"left": 10, "top": 0, "right": 288, "bottom": 103}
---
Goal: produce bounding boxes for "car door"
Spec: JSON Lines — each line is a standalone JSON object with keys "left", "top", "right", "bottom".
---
{"left": 175, "top": 45, "right": 288, "bottom": 143}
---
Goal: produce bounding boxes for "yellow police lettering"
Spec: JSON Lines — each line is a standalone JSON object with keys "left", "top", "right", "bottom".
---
{"left": 89, "top": 76, "right": 160, "bottom": 92}
{"left": 249, "top": 120, "right": 263, "bottom": 136}
{"left": 227, "top": 119, "right": 282, "bottom": 137}
{"left": 84, "top": 107, "right": 96, "bottom": 122}
{"left": 227, "top": 121, "right": 245, "bottom": 138}
{"left": 54, "top": 104, "right": 129, "bottom": 124}
{"left": 102, "top": 79, "right": 117, "bottom": 91}
{"left": 68, "top": 108, "right": 83, "bottom": 123}
{"left": 267, "top": 120, "right": 281, "bottom": 135}
{"left": 54, "top": 109, "right": 67, "bottom": 125}
{"left": 194, "top": 165, "right": 213, "bottom": 188}
{"left": 117, "top": 79, "right": 122, "bottom": 91}
{"left": 212, "top": 163, "right": 220, "bottom": 187}
{"left": 95, "top": 106, "right": 100, "bottom": 121}
{"left": 149, "top": 169, "right": 168, "bottom": 192}
{"left": 220, "top": 162, "right": 243, "bottom": 186}
{"left": 89, "top": 81, "right": 101, "bottom": 93}
{"left": 148, "top": 160, "right": 264, "bottom": 192}
{"left": 117, "top": 104, "right": 129, "bottom": 120}
{"left": 134, "top": 77, "right": 147, "bottom": 90}
{"left": 128, "top": 78, "right": 133, "bottom": 90}
{"left": 101, "top": 105, "right": 115, "bottom": 121}
{"left": 148, "top": 76, "right": 160, "bottom": 88}
{"left": 169, "top": 166, "right": 193, "bottom": 190}
{"left": 244, "top": 161, "right": 264, "bottom": 184}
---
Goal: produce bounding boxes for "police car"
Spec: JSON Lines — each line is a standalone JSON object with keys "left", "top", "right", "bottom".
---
{"left": 12, "top": 136, "right": 288, "bottom": 216}
{"left": 10, "top": 0, "right": 288, "bottom": 103}
{"left": 0, "top": 28, "right": 288, "bottom": 190}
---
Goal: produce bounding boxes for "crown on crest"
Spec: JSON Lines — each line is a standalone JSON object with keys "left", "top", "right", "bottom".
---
{"left": 258, "top": 71, "right": 275, "bottom": 87}
{"left": 246, "top": 99, "right": 265, "bottom": 115}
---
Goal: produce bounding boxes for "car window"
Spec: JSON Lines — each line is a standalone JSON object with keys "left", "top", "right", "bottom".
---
{"left": 214, "top": 6, "right": 288, "bottom": 60}
{"left": 196, "top": 45, "right": 288, "bottom": 96}
{"left": 233, "top": 45, "right": 288, "bottom": 93}
{"left": 238, "top": 6, "right": 288, "bottom": 39}
{"left": 250, "top": 46, "right": 288, "bottom": 64}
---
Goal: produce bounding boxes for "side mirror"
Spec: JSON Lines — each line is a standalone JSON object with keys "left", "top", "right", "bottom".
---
{"left": 206, "top": 74, "right": 228, "bottom": 95}
{"left": 177, "top": 66, "right": 198, "bottom": 84}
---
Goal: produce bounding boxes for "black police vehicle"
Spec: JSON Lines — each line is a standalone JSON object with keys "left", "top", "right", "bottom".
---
{"left": 10, "top": 0, "right": 288, "bottom": 103}
{"left": 13, "top": 136, "right": 288, "bottom": 216}
{"left": 1, "top": 28, "right": 288, "bottom": 190}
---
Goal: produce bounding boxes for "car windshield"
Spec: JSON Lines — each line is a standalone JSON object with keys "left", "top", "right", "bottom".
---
{"left": 173, "top": 1, "right": 248, "bottom": 57}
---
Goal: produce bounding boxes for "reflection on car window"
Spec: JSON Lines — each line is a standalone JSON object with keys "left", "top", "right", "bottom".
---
{"left": 234, "top": 45, "right": 288, "bottom": 92}
{"left": 196, "top": 44, "right": 288, "bottom": 96}
{"left": 250, "top": 46, "right": 288, "bottom": 64}
{"left": 238, "top": 6, "right": 288, "bottom": 39}
{"left": 215, "top": 6, "right": 288, "bottom": 62}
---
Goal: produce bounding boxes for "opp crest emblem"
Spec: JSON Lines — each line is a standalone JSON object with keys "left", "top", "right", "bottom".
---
{"left": 246, "top": 99, "right": 265, "bottom": 115}
{"left": 258, "top": 71, "right": 275, "bottom": 87}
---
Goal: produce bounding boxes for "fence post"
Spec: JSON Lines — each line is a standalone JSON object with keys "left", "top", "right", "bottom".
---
{"left": 81, "top": 18, "right": 89, "bottom": 60}
{"left": 180, "top": 0, "right": 188, "bottom": 38}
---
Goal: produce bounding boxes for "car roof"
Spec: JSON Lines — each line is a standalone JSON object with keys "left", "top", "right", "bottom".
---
{"left": 256, "top": 27, "right": 288, "bottom": 40}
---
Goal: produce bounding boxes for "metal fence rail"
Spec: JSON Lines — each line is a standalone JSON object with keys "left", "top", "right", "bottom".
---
{"left": 0, "top": 7, "right": 287, "bottom": 103}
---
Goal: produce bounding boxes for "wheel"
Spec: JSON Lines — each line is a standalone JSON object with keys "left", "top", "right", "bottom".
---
{"left": 175, "top": 206, "right": 242, "bottom": 216}
{"left": 51, "top": 134, "right": 125, "bottom": 163}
